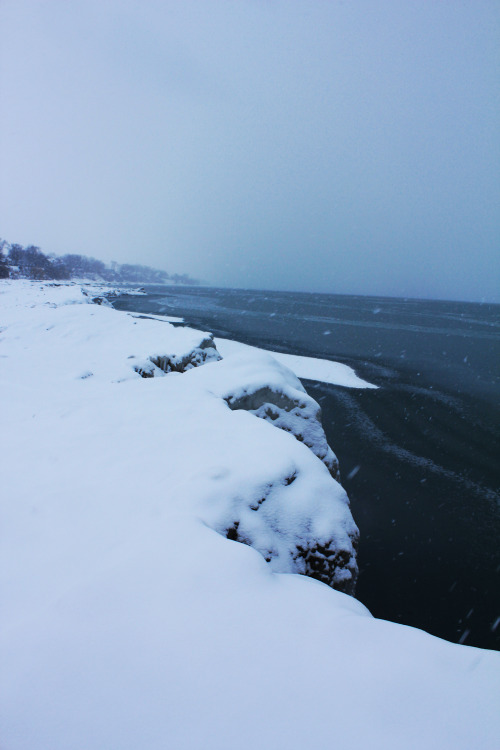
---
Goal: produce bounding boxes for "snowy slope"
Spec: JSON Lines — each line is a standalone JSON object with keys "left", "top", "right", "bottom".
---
{"left": 1, "top": 280, "right": 498, "bottom": 750}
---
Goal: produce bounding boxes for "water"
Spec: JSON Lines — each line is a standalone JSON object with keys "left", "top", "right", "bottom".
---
{"left": 113, "top": 286, "right": 500, "bottom": 650}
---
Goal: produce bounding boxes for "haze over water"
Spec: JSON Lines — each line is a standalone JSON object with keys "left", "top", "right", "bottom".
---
{"left": 1, "top": 1, "right": 499, "bottom": 302}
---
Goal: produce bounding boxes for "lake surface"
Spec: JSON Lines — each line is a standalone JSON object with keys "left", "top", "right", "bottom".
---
{"left": 113, "top": 286, "right": 500, "bottom": 651}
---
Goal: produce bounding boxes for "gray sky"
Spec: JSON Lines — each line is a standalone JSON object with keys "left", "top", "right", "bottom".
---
{"left": 1, "top": 1, "right": 499, "bottom": 301}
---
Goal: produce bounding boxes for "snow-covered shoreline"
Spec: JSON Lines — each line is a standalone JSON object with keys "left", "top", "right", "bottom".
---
{"left": 1, "top": 280, "right": 499, "bottom": 749}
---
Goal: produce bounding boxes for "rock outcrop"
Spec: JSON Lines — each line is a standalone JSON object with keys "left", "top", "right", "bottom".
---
{"left": 184, "top": 349, "right": 358, "bottom": 594}
{"left": 224, "top": 384, "right": 340, "bottom": 481}
{"left": 133, "top": 334, "right": 221, "bottom": 376}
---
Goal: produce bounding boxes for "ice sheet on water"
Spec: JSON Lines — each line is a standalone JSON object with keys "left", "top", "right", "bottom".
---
{"left": 215, "top": 337, "right": 378, "bottom": 389}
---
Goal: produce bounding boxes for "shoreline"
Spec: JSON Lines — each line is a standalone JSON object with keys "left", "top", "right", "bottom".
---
{"left": 1, "top": 280, "right": 499, "bottom": 749}
{"left": 113, "top": 283, "right": 500, "bottom": 649}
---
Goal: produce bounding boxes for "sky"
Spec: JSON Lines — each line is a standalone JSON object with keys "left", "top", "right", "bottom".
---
{"left": 1, "top": 1, "right": 499, "bottom": 301}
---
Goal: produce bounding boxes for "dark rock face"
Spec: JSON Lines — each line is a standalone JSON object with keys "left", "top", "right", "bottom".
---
{"left": 222, "top": 491, "right": 359, "bottom": 595}
{"left": 91, "top": 296, "right": 112, "bottom": 306}
{"left": 294, "top": 540, "right": 359, "bottom": 595}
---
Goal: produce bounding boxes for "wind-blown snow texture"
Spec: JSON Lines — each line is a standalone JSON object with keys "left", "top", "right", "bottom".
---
{"left": 1, "top": 280, "right": 499, "bottom": 750}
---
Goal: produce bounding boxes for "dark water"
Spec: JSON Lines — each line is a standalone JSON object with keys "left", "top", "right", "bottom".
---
{"left": 113, "top": 286, "right": 500, "bottom": 651}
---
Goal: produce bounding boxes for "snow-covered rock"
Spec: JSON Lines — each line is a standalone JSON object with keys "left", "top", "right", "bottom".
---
{"left": 182, "top": 349, "right": 358, "bottom": 592}
{"left": 200, "top": 349, "right": 340, "bottom": 472}
{"left": 134, "top": 334, "right": 220, "bottom": 377}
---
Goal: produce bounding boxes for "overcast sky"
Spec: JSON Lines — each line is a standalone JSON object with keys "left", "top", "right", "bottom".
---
{"left": 1, "top": 1, "right": 499, "bottom": 301}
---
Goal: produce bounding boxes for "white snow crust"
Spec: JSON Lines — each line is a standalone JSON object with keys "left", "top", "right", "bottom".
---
{"left": 1, "top": 280, "right": 499, "bottom": 750}
{"left": 215, "top": 336, "right": 378, "bottom": 388}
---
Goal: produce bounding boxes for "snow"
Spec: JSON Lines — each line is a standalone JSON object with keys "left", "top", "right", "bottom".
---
{"left": 129, "top": 311, "right": 185, "bottom": 323}
{"left": 215, "top": 336, "right": 378, "bottom": 388}
{"left": 1, "top": 280, "right": 499, "bottom": 750}
{"left": 184, "top": 347, "right": 343, "bottom": 480}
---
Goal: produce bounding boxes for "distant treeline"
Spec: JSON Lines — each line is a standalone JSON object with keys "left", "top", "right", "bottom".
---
{"left": 0, "top": 239, "right": 198, "bottom": 286}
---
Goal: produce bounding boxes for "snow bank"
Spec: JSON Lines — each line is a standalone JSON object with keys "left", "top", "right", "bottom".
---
{"left": 0, "top": 280, "right": 219, "bottom": 384}
{"left": 1, "top": 280, "right": 499, "bottom": 750}
{"left": 0, "top": 281, "right": 357, "bottom": 592}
